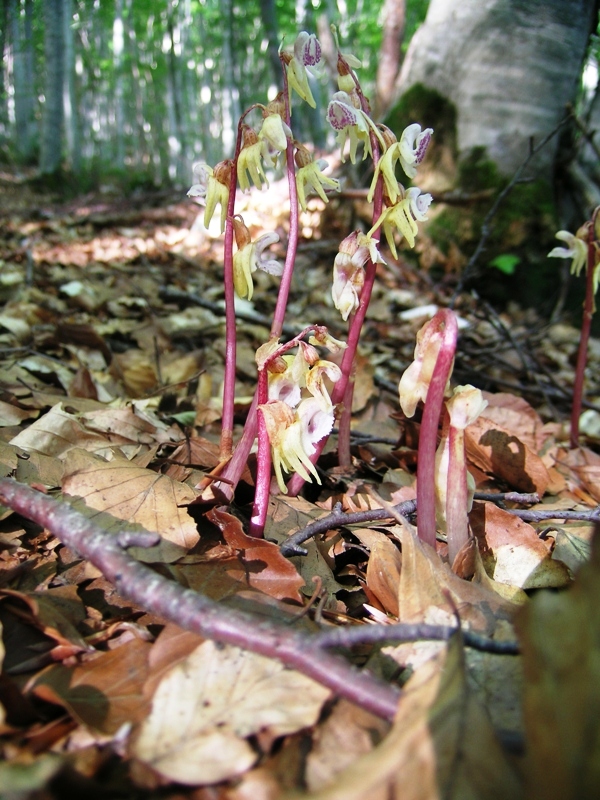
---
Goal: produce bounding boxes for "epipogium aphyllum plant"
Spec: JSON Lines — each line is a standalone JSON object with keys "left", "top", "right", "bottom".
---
{"left": 547, "top": 206, "right": 600, "bottom": 449}
{"left": 188, "top": 31, "right": 434, "bottom": 538}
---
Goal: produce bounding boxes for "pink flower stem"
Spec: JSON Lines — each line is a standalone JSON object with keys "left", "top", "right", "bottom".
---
{"left": 249, "top": 327, "right": 322, "bottom": 536}
{"left": 417, "top": 309, "right": 458, "bottom": 547}
{"left": 446, "top": 424, "right": 468, "bottom": 566}
{"left": 210, "top": 62, "right": 301, "bottom": 498}
{"left": 248, "top": 369, "right": 271, "bottom": 537}
{"left": 570, "top": 210, "right": 599, "bottom": 449}
{"left": 271, "top": 57, "right": 300, "bottom": 339}
{"left": 287, "top": 81, "right": 383, "bottom": 496}
{"left": 220, "top": 127, "right": 244, "bottom": 459}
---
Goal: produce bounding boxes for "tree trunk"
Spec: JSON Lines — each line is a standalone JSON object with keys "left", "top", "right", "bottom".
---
{"left": 395, "top": 0, "right": 599, "bottom": 178}
{"left": 374, "top": 0, "right": 406, "bottom": 120}
{"left": 7, "top": 0, "right": 37, "bottom": 162}
{"left": 40, "top": 0, "right": 66, "bottom": 175}
{"left": 258, "top": 0, "right": 283, "bottom": 92}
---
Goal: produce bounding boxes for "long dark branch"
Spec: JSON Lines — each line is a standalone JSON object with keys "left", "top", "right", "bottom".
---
{"left": 0, "top": 478, "right": 401, "bottom": 721}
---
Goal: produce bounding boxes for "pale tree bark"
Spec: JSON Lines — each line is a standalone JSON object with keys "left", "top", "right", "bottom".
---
{"left": 374, "top": 0, "right": 406, "bottom": 120}
{"left": 63, "top": 0, "right": 79, "bottom": 172}
{"left": 396, "top": 0, "right": 599, "bottom": 178}
{"left": 40, "top": 0, "right": 66, "bottom": 175}
{"left": 7, "top": 0, "right": 36, "bottom": 162}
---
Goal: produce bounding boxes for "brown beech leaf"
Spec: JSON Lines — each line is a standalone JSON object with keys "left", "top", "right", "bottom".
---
{"left": 0, "top": 585, "right": 89, "bottom": 654}
{"left": 31, "top": 636, "right": 152, "bottom": 735}
{"left": 305, "top": 700, "right": 390, "bottom": 792}
{"left": 470, "top": 502, "right": 571, "bottom": 589}
{"left": 206, "top": 507, "right": 305, "bottom": 603}
{"left": 288, "top": 636, "right": 522, "bottom": 800}
{"left": 364, "top": 532, "right": 402, "bottom": 617}
{"left": 397, "top": 520, "right": 515, "bottom": 634}
{"left": 133, "top": 639, "right": 330, "bottom": 785}
{"left": 481, "top": 392, "right": 549, "bottom": 454}
{"left": 515, "top": 528, "right": 600, "bottom": 799}
{"left": 9, "top": 403, "right": 113, "bottom": 458}
{"left": 465, "top": 416, "right": 549, "bottom": 494}
{"left": 62, "top": 449, "right": 199, "bottom": 562}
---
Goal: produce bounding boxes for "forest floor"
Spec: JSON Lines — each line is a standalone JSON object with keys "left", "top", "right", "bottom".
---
{"left": 0, "top": 170, "right": 599, "bottom": 798}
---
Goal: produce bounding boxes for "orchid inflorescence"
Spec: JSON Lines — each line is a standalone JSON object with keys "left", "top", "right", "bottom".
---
{"left": 187, "top": 31, "right": 434, "bottom": 537}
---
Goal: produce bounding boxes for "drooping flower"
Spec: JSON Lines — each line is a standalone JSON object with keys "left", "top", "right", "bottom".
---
{"left": 332, "top": 230, "right": 385, "bottom": 321}
{"left": 282, "top": 31, "right": 323, "bottom": 109}
{"left": 232, "top": 216, "right": 282, "bottom": 300}
{"left": 399, "top": 312, "right": 453, "bottom": 418}
{"left": 295, "top": 144, "right": 340, "bottom": 211}
{"left": 371, "top": 187, "right": 433, "bottom": 257}
{"left": 335, "top": 52, "right": 362, "bottom": 93}
{"left": 259, "top": 93, "right": 292, "bottom": 156}
{"left": 548, "top": 229, "right": 589, "bottom": 281}
{"left": 305, "top": 360, "right": 342, "bottom": 410}
{"left": 187, "top": 160, "right": 233, "bottom": 233}
{"left": 398, "top": 123, "right": 433, "bottom": 179}
{"left": 367, "top": 126, "right": 403, "bottom": 205}
{"left": 237, "top": 126, "right": 270, "bottom": 192}
{"left": 267, "top": 348, "right": 310, "bottom": 407}
{"left": 326, "top": 91, "right": 383, "bottom": 164}
{"left": 260, "top": 396, "right": 334, "bottom": 493}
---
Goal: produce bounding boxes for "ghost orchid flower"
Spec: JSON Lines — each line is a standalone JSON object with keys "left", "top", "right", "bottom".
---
{"left": 295, "top": 144, "right": 340, "bottom": 211}
{"left": 282, "top": 31, "right": 323, "bottom": 109}
{"left": 548, "top": 229, "right": 589, "bottom": 281}
{"left": 332, "top": 230, "right": 385, "bottom": 321}
{"left": 237, "top": 126, "right": 270, "bottom": 192}
{"left": 187, "top": 160, "right": 233, "bottom": 234}
{"left": 398, "top": 123, "right": 433, "bottom": 179}
{"left": 326, "top": 91, "right": 383, "bottom": 164}
{"left": 232, "top": 216, "right": 282, "bottom": 300}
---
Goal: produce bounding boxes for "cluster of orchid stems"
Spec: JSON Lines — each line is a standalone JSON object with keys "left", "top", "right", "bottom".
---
{"left": 548, "top": 206, "right": 600, "bottom": 448}
{"left": 188, "top": 31, "right": 434, "bottom": 538}
{"left": 398, "top": 309, "right": 488, "bottom": 568}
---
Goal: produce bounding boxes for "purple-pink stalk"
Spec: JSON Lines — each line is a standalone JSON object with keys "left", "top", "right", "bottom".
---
{"left": 446, "top": 421, "right": 469, "bottom": 565}
{"left": 206, "top": 54, "right": 301, "bottom": 503}
{"left": 416, "top": 309, "right": 458, "bottom": 548}
{"left": 570, "top": 208, "right": 599, "bottom": 449}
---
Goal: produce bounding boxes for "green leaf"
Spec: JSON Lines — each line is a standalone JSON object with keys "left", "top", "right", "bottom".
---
{"left": 489, "top": 254, "right": 520, "bottom": 275}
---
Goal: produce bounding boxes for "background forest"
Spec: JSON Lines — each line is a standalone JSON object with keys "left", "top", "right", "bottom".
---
{"left": 0, "top": 0, "right": 429, "bottom": 189}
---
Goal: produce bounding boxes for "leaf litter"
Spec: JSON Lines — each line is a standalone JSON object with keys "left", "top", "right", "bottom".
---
{"left": 0, "top": 181, "right": 599, "bottom": 797}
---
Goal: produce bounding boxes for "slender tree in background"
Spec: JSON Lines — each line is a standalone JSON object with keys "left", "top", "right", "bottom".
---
{"left": 374, "top": 0, "right": 405, "bottom": 119}
{"left": 259, "top": 0, "right": 284, "bottom": 91}
{"left": 7, "top": 0, "right": 36, "bottom": 163}
{"left": 40, "top": 0, "right": 66, "bottom": 175}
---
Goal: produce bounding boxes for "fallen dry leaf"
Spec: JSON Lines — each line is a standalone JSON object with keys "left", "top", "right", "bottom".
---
{"left": 465, "top": 416, "right": 550, "bottom": 495}
{"left": 133, "top": 639, "right": 330, "bottom": 785}
{"left": 207, "top": 507, "right": 305, "bottom": 603}
{"left": 470, "top": 501, "right": 571, "bottom": 589}
{"left": 285, "top": 636, "right": 522, "bottom": 800}
{"left": 62, "top": 449, "right": 199, "bottom": 561}
{"left": 515, "top": 528, "right": 600, "bottom": 799}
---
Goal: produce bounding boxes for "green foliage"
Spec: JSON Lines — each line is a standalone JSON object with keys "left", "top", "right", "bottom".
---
{"left": 488, "top": 253, "right": 520, "bottom": 275}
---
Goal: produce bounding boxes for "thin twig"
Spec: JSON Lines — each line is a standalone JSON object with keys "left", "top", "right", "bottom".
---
{"left": 315, "top": 623, "right": 519, "bottom": 655}
{"left": 0, "top": 478, "right": 402, "bottom": 722}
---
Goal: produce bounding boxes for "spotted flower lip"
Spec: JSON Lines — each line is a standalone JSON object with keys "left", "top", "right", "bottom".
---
{"left": 284, "top": 31, "right": 323, "bottom": 109}
{"left": 259, "top": 396, "right": 334, "bottom": 493}
{"left": 326, "top": 91, "right": 383, "bottom": 164}
{"left": 548, "top": 230, "right": 588, "bottom": 279}
{"left": 399, "top": 123, "right": 433, "bottom": 179}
